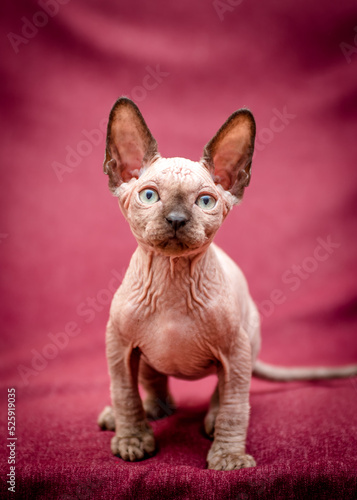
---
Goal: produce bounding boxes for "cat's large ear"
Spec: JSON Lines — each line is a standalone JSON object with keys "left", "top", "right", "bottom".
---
{"left": 103, "top": 97, "right": 159, "bottom": 192}
{"left": 202, "top": 109, "right": 256, "bottom": 203}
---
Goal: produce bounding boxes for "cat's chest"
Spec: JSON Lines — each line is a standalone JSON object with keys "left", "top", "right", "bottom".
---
{"left": 139, "top": 315, "right": 218, "bottom": 379}
{"left": 114, "top": 269, "right": 238, "bottom": 379}
{"left": 110, "top": 247, "right": 242, "bottom": 377}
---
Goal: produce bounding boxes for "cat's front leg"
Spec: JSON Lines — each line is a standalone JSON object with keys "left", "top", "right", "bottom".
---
{"left": 106, "top": 321, "right": 155, "bottom": 461}
{"left": 207, "top": 333, "right": 255, "bottom": 470}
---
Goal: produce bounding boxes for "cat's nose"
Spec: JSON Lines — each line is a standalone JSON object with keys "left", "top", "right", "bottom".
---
{"left": 166, "top": 212, "right": 189, "bottom": 231}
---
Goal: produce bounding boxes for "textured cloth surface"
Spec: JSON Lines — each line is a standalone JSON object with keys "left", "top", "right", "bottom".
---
{"left": 1, "top": 0, "right": 357, "bottom": 498}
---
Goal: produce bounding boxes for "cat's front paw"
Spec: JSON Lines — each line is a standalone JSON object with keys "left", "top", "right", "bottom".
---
{"left": 111, "top": 427, "right": 156, "bottom": 461}
{"left": 207, "top": 443, "right": 256, "bottom": 470}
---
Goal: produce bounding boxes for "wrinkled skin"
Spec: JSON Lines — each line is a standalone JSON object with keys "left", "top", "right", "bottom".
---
{"left": 98, "top": 98, "right": 357, "bottom": 470}
{"left": 98, "top": 98, "right": 259, "bottom": 470}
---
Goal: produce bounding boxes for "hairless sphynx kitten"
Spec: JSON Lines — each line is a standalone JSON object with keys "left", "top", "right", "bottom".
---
{"left": 98, "top": 97, "right": 357, "bottom": 470}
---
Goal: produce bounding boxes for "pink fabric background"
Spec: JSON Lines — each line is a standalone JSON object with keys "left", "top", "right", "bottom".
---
{"left": 1, "top": 0, "right": 357, "bottom": 498}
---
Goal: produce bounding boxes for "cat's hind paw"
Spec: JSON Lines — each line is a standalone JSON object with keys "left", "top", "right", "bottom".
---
{"left": 98, "top": 406, "right": 115, "bottom": 431}
{"left": 143, "top": 394, "right": 176, "bottom": 420}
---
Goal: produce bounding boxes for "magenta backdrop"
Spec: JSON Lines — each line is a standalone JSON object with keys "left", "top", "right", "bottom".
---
{"left": 1, "top": 0, "right": 357, "bottom": 498}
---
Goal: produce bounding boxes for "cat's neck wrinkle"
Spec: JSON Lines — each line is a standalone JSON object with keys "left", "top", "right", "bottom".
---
{"left": 128, "top": 246, "right": 219, "bottom": 316}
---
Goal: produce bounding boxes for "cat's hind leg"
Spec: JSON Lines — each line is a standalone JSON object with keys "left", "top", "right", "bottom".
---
{"left": 139, "top": 359, "right": 176, "bottom": 420}
{"left": 204, "top": 384, "right": 219, "bottom": 438}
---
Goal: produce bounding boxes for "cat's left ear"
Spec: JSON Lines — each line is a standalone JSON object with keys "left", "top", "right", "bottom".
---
{"left": 202, "top": 109, "right": 256, "bottom": 203}
{"left": 103, "top": 97, "right": 159, "bottom": 193}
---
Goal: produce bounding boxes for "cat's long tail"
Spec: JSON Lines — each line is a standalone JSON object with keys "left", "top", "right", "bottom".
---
{"left": 253, "top": 359, "right": 357, "bottom": 381}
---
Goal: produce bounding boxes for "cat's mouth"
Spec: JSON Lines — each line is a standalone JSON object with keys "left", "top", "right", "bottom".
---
{"left": 144, "top": 226, "right": 206, "bottom": 256}
{"left": 159, "top": 237, "right": 189, "bottom": 251}
{"left": 155, "top": 235, "right": 200, "bottom": 255}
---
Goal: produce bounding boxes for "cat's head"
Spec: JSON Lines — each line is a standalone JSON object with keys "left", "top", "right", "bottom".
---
{"left": 103, "top": 97, "right": 255, "bottom": 257}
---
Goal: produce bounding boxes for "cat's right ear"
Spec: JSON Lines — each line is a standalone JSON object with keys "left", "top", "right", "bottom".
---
{"left": 103, "top": 97, "right": 159, "bottom": 193}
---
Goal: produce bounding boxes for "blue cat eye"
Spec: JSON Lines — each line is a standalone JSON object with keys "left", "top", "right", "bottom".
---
{"left": 139, "top": 188, "right": 160, "bottom": 205}
{"left": 196, "top": 194, "right": 217, "bottom": 210}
